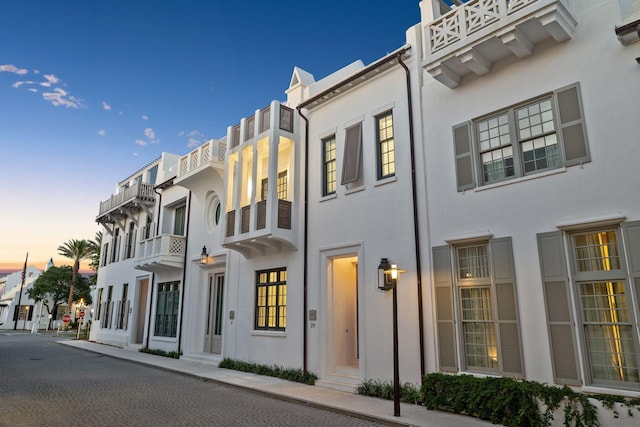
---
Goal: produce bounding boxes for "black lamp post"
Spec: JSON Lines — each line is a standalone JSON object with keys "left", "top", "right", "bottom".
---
{"left": 378, "top": 258, "right": 400, "bottom": 417}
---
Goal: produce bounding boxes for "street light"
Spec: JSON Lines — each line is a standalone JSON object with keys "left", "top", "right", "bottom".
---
{"left": 378, "top": 258, "right": 401, "bottom": 417}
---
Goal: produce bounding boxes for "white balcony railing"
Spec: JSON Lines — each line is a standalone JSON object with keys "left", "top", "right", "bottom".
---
{"left": 430, "top": 0, "right": 538, "bottom": 53}
{"left": 177, "top": 139, "right": 226, "bottom": 178}
{"left": 97, "top": 182, "right": 155, "bottom": 217}
{"left": 135, "top": 234, "right": 186, "bottom": 270}
{"left": 423, "top": 0, "right": 576, "bottom": 88}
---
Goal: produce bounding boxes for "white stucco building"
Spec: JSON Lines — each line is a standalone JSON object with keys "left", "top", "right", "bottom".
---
{"left": 89, "top": 0, "right": 640, "bottom": 406}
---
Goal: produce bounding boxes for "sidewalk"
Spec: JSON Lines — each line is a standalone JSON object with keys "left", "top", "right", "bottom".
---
{"left": 59, "top": 339, "right": 492, "bottom": 427}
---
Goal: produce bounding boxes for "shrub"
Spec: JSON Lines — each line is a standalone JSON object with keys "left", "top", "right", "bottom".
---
{"left": 139, "top": 347, "right": 182, "bottom": 359}
{"left": 218, "top": 358, "right": 317, "bottom": 385}
{"left": 357, "top": 373, "right": 640, "bottom": 427}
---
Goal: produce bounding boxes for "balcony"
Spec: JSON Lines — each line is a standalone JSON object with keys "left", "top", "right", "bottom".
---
{"left": 134, "top": 234, "right": 186, "bottom": 272}
{"left": 423, "top": 0, "right": 577, "bottom": 88}
{"left": 223, "top": 199, "right": 295, "bottom": 257}
{"left": 96, "top": 182, "right": 155, "bottom": 226}
{"left": 174, "top": 139, "right": 227, "bottom": 188}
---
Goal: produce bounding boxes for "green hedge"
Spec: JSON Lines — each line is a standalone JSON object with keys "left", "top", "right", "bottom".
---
{"left": 218, "top": 358, "right": 317, "bottom": 385}
{"left": 357, "top": 373, "right": 640, "bottom": 427}
{"left": 139, "top": 347, "right": 182, "bottom": 359}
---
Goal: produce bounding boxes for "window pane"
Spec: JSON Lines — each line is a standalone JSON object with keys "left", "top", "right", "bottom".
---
{"left": 457, "top": 245, "right": 489, "bottom": 279}
{"left": 517, "top": 98, "right": 554, "bottom": 139}
{"left": 323, "top": 137, "right": 337, "bottom": 196}
{"left": 460, "top": 287, "right": 498, "bottom": 370}
{"left": 580, "top": 281, "right": 638, "bottom": 383}
{"left": 255, "top": 268, "right": 287, "bottom": 330}
{"left": 477, "top": 113, "right": 510, "bottom": 152}
{"left": 377, "top": 112, "right": 395, "bottom": 179}
{"left": 573, "top": 231, "right": 620, "bottom": 272}
{"left": 521, "top": 134, "right": 559, "bottom": 173}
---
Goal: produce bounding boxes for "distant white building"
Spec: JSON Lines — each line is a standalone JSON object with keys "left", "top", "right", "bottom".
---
{"left": 0, "top": 266, "right": 42, "bottom": 330}
{"left": 89, "top": 0, "right": 640, "bottom": 408}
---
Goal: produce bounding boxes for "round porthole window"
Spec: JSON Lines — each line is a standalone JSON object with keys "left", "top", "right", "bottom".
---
{"left": 205, "top": 192, "right": 221, "bottom": 233}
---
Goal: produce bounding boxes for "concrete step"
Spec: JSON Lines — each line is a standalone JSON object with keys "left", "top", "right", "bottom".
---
{"left": 316, "top": 371, "right": 361, "bottom": 394}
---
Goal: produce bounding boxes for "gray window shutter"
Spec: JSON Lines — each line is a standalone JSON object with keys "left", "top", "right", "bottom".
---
{"left": 537, "top": 231, "right": 581, "bottom": 385}
{"left": 115, "top": 301, "right": 121, "bottom": 329}
{"left": 123, "top": 300, "right": 130, "bottom": 330}
{"left": 555, "top": 83, "right": 589, "bottom": 167}
{"left": 453, "top": 122, "right": 475, "bottom": 191}
{"left": 622, "top": 221, "right": 640, "bottom": 312}
{"left": 433, "top": 245, "right": 458, "bottom": 372}
{"left": 490, "top": 237, "right": 524, "bottom": 378}
{"left": 341, "top": 123, "right": 363, "bottom": 185}
{"left": 101, "top": 302, "right": 107, "bottom": 328}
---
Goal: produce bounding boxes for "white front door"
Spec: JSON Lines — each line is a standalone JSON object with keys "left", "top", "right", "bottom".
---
{"left": 204, "top": 274, "right": 224, "bottom": 354}
{"left": 331, "top": 256, "right": 359, "bottom": 371}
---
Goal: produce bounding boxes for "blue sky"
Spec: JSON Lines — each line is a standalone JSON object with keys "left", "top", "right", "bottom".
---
{"left": 0, "top": 0, "right": 420, "bottom": 273}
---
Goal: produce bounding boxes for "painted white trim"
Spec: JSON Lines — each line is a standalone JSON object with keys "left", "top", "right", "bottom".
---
{"left": 371, "top": 102, "right": 395, "bottom": 117}
{"left": 343, "top": 115, "right": 364, "bottom": 129}
{"left": 445, "top": 230, "right": 493, "bottom": 245}
{"left": 556, "top": 212, "right": 626, "bottom": 231}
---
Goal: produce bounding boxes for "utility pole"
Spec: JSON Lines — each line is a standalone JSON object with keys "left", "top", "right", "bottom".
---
{"left": 13, "top": 253, "right": 28, "bottom": 331}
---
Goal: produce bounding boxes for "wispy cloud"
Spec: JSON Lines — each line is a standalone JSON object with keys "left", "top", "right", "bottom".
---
{"left": 136, "top": 127, "right": 159, "bottom": 146}
{"left": 7, "top": 65, "right": 84, "bottom": 109}
{"left": 98, "top": 130, "right": 106, "bottom": 136}
{"left": 39, "top": 74, "right": 60, "bottom": 87}
{"left": 0, "top": 64, "right": 28, "bottom": 75}
{"left": 141, "top": 115, "right": 148, "bottom": 121}
{"left": 186, "top": 130, "right": 205, "bottom": 148}
{"left": 41, "top": 88, "right": 84, "bottom": 109}
{"left": 102, "top": 101, "right": 111, "bottom": 110}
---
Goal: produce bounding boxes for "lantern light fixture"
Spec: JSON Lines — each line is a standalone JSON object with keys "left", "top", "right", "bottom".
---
{"left": 377, "top": 258, "right": 395, "bottom": 291}
{"left": 200, "top": 246, "right": 209, "bottom": 264}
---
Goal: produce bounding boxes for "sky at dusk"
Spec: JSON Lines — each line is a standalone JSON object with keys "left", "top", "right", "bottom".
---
{"left": 0, "top": 0, "right": 422, "bottom": 274}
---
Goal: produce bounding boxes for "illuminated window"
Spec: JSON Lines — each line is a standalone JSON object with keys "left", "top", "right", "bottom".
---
{"left": 571, "top": 229, "right": 639, "bottom": 385}
{"left": 255, "top": 268, "right": 286, "bottom": 331}
{"left": 376, "top": 111, "right": 395, "bottom": 179}
{"left": 322, "top": 135, "right": 336, "bottom": 196}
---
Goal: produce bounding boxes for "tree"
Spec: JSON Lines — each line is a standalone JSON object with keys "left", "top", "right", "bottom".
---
{"left": 27, "top": 266, "right": 92, "bottom": 327}
{"left": 88, "top": 231, "right": 102, "bottom": 272}
{"left": 58, "top": 239, "right": 94, "bottom": 314}
{"left": 87, "top": 231, "right": 102, "bottom": 287}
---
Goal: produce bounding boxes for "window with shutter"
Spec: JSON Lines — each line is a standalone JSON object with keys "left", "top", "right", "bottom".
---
{"left": 537, "top": 224, "right": 640, "bottom": 390}
{"left": 434, "top": 238, "right": 523, "bottom": 377}
{"left": 341, "top": 123, "right": 363, "bottom": 186}
{"left": 452, "top": 82, "right": 589, "bottom": 191}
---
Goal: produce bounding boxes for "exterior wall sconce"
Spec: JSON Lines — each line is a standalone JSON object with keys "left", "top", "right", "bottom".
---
{"left": 200, "top": 246, "right": 209, "bottom": 264}
{"left": 377, "top": 258, "right": 396, "bottom": 291}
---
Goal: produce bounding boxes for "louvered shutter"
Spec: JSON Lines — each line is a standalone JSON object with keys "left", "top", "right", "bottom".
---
{"left": 115, "top": 301, "right": 122, "bottom": 329}
{"left": 490, "top": 237, "right": 524, "bottom": 378}
{"left": 555, "top": 83, "right": 589, "bottom": 167}
{"left": 537, "top": 231, "right": 581, "bottom": 385}
{"left": 123, "top": 300, "right": 130, "bottom": 330}
{"left": 27, "top": 306, "right": 34, "bottom": 321}
{"left": 453, "top": 122, "right": 475, "bottom": 191}
{"left": 101, "top": 302, "right": 107, "bottom": 328}
{"left": 622, "top": 222, "right": 640, "bottom": 325}
{"left": 13, "top": 305, "right": 19, "bottom": 321}
{"left": 433, "top": 245, "right": 458, "bottom": 372}
{"left": 341, "top": 123, "right": 362, "bottom": 185}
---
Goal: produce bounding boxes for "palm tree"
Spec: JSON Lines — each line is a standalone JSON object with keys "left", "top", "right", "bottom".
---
{"left": 58, "top": 239, "right": 94, "bottom": 315}
{"left": 88, "top": 231, "right": 103, "bottom": 272}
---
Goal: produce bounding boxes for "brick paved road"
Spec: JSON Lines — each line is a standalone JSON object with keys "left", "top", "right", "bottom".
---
{"left": 0, "top": 333, "right": 386, "bottom": 427}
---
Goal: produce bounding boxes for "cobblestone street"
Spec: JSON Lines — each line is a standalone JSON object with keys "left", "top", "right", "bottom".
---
{"left": 0, "top": 333, "right": 386, "bottom": 427}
